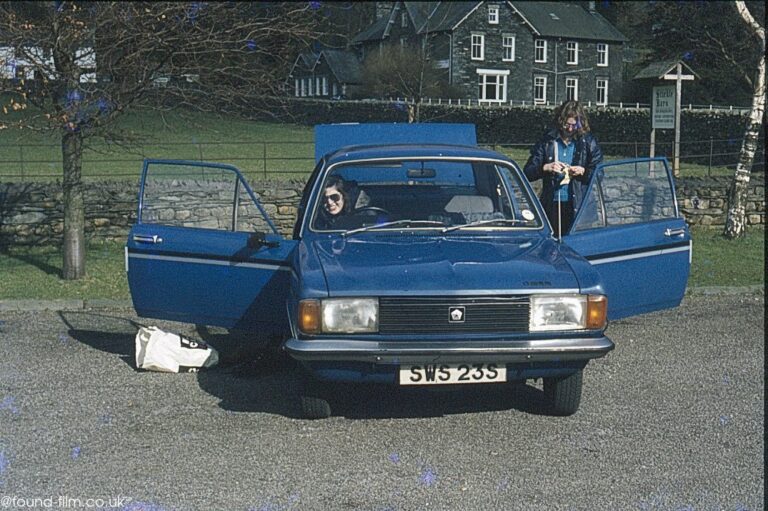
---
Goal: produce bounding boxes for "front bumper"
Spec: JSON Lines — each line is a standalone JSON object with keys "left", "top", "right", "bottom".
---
{"left": 284, "top": 336, "right": 614, "bottom": 364}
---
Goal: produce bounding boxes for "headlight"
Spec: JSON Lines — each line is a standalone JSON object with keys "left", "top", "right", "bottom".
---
{"left": 530, "top": 294, "right": 607, "bottom": 331}
{"left": 299, "top": 298, "right": 378, "bottom": 334}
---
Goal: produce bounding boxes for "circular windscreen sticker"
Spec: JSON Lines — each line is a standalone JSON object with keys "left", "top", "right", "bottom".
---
{"left": 522, "top": 209, "right": 535, "bottom": 221}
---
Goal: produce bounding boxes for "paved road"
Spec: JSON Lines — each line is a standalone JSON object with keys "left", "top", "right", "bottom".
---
{"left": 0, "top": 294, "right": 763, "bottom": 511}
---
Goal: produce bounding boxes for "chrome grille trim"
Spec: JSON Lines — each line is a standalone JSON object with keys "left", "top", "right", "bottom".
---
{"left": 379, "top": 296, "right": 530, "bottom": 334}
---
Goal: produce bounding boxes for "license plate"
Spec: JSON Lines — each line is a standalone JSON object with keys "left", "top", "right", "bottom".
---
{"left": 399, "top": 363, "right": 506, "bottom": 386}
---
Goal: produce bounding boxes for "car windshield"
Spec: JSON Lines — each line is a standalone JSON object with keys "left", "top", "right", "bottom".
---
{"left": 311, "top": 158, "right": 542, "bottom": 232}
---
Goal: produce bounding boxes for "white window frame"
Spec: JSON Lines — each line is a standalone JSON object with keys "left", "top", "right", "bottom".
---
{"left": 534, "top": 75, "right": 547, "bottom": 104}
{"left": 316, "top": 76, "right": 322, "bottom": 95}
{"left": 301, "top": 78, "right": 307, "bottom": 97}
{"left": 565, "top": 77, "right": 579, "bottom": 101}
{"left": 596, "top": 78, "right": 608, "bottom": 105}
{"left": 294, "top": 79, "right": 299, "bottom": 97}
{"left": 597, "top": 43, "right": 609, "bottom": 67}
{"left": 476, "top": 69, "right": 509, "bottom": 104}
{"left": 471, "top": 34, "right": 485, "bottom": 61}
{"left": 535, "top": 39, "right": 547, "bottom": 63}
{"left": 401, "top": 12, "right": 408, "bottom": 28}
{"left": 308, "top": 77, "right": 314, "bottom": 96}
{"left": 566, "top": 41, "right": 578, "bottom": 65}
{"left": 502, "top": 34, "right": 516, "bottom": 62}
{"left": 332, "top": 82, "right": 338, "bottom": 97}
{"left": 322, "top": 76, "right": 328, "bottom": 96}
{"left": 488, "top": 5, "right": 499, "bottom": 24}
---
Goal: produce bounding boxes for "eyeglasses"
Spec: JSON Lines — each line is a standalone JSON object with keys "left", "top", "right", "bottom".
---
{"left": 324, "top": 193, "right": 342, "bottom": 203}
{"left": 562, "top": 122, "right": 578, "bottom": 130}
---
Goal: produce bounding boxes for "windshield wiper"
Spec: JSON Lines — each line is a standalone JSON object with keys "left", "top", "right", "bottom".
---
{"left": 441, "top": 218, "right": 527, "bottom": 233}
{"left": 343, "top": 219, "right": 446, "bottom": 237}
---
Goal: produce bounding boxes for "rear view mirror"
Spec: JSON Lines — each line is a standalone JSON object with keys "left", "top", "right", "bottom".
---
{"left": 407, "top": 168, "right": 436, "bottom": 178}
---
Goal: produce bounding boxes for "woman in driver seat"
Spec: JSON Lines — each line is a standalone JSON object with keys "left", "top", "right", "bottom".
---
{"left": 316, "top": 176, "right": 370, "bottom": 229}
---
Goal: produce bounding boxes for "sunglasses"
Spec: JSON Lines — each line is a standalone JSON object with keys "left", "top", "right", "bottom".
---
{"left": 562, "top": 122, "right": 578, "bottom": 129}
{"left": 324, "top": 193, "right": 342, "bottom": 203}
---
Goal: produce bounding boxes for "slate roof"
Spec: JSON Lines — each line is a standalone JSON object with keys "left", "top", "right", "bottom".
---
{"left": 510, "top": 2, "right": 628, "bottom": 42}
{"left": 353, "top": 2, "right": 627, "bottom": 42}
{"left": 634, "top": 59, "right": 699, "bottom": 80}
{"left": 320, "top": 49, "right": 362, "bottom": 84}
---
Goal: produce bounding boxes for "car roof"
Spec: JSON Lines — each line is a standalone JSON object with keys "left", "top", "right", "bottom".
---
{"left": 323, "top": 143, "right": 514, "bottom": 166}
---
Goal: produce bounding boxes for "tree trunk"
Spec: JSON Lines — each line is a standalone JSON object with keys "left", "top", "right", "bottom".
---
{"left": 724, "top": 1, "right": 765, "bottom": 239}
{"left": 62, "top": 129, "right": 86, "bottom": 279}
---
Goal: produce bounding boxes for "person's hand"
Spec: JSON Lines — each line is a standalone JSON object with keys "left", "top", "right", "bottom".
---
{"left": 569, "top": 165, "right": 586, "bottom": 177}
{"left": 543, "top": 162, "right": 568, "bottom": 173}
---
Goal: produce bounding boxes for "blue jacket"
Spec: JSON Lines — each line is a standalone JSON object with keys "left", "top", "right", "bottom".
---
{"left": 523, "top": 129, "right": 603, "bottom": 218}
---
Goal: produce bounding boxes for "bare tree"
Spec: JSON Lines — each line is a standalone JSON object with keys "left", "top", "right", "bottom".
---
{"left": 0, "top": 1, "right": 325, "bottom": 279}
{"left": 724, "top": 1, "right": 765, "bottom": 238}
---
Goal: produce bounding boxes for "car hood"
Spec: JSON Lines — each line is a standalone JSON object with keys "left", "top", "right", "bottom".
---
{"left": 312, "top": 234, "right": 579, "bottom": 296}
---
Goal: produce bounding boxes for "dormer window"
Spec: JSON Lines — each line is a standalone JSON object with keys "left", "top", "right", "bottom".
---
{"left": 488, "top": 5, "right": 499, "bottom": 24}
{"left": 401, "top": 12, "right": 408, "bottom": 28}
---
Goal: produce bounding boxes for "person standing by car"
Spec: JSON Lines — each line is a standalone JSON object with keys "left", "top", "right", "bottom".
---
{"left": 523, "top": 100, "right": 603, "bottom": 237}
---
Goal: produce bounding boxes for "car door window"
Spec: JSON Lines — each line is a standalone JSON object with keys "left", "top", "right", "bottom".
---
{"left": 571, "top": 160, "right": 677, "bottom": 232}
{"left": 141, "top": 162, "right": 272, "bottom": 233}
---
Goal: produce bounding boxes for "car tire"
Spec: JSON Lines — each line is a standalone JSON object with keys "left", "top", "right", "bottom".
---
{"left": 543, "top": 369, "right": 583, "bottom": 416}
{"left": 300, "top": 394, "right": 332, "bottom": 420}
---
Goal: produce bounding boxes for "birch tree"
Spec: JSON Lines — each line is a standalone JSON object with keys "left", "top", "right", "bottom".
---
{"left": 0, "top": 1, "right": 325, "bottom": 279}
{"left": 724, "top": 1, "right": 765, "bottom": 238}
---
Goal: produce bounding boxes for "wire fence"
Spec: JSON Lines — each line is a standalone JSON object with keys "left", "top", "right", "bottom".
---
{"left": 0, "top": 138, "right": 763, "bottom": 181}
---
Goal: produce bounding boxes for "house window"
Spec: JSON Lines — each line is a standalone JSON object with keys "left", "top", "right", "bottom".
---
{"left": 400, "top": 36, "right": 408, "bottom": 52}
{"left": 401, "top": 12, "right": 408, "bottom": 28}
{"left": 332, "top": 82, "right": 338, "bottom": 97}
{"left": 488, "top": 5, "right": 499, "bottom": 24}
{"left": 301, "top": 79, "right": 307, "bottom": 97}
{"left": 566, "top": 41, "right": 578, "bottom": 65}
{"left": 565, "top": 77, "right": 578, "bottom": 100}
{"left": 502, "top": 35, "right": 515, "bottom": 62}
{"left": 308, "top": 77, "right": 313, "bottom": 96}
{"left": 322, "top": 76, "right": 328, "bottom": 96}
{"left": 471, "top": 34, "right": 485, "bottom": 61}
{"left": 477, "top": 69, "right": 509, "bottom": 103}
{"left": 596, "top": 78, "right": 608, "bottom": 105}
{"left": 597, "top": 43, "right": 608, "bottom": 67}
{"left": 535, "top": 39, "right": 547, "bottom": 63}
{"left": 316, "top": 77, "right": 322, "bottom": 95}
{"left": 534, "top": 75, "right": 547, "bottom": 104}
{"left": 294, "top": 79, "right": 299, "bottom": 97}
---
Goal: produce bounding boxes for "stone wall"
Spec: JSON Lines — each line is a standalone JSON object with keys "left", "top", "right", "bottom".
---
{"left": 0, "top": 177, "right": 763, "bottom": 246}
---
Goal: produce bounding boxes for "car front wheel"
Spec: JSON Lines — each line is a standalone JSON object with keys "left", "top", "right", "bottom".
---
{"left": 543, "top": 369, "right": 583, "bottom": 416}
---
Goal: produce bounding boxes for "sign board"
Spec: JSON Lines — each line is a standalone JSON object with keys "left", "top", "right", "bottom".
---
{"left": 652, "top": 86, "right": 675, "bottom": 130}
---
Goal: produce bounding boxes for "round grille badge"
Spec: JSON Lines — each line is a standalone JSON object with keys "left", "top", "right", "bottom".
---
{"left": 449, "top": 306, "right": 465, "bottom": 323}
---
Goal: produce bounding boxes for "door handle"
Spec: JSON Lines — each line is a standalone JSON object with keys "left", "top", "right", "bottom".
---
{"left": 664, "top": 228, "right": 686, "bottom": 237}
{"left": 133, "top": 234, "right": 163, "bottom": 244}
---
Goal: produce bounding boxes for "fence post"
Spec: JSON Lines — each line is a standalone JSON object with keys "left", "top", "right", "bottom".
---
{"left": 708, "top": 137, "right": 714, "bottom": 177}
{"left": 263, "top": 142, "right": 267, "bottom": 179}
{"left": 19, "top": 145, "right": 25, "bottom": 180}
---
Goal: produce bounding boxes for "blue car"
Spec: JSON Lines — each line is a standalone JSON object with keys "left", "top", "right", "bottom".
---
{"left": 126, "top": 123, "right": 690, "bottom": 418}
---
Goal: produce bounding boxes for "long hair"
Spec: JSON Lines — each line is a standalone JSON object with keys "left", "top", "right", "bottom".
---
{"left": 323, "top": 176, "right": 353, "bottom": 215}
{"left": 553, "top": 100, "right": 591, "bottom": 139}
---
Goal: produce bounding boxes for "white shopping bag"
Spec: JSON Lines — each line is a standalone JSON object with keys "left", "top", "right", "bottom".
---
{"left": 135, "top": 326, "right": 219, "bottom": 373}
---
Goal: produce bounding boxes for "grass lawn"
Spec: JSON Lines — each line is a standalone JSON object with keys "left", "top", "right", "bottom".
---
{"left": 0, "top": 106, "right": 743, "bottom": 181}
{"left": 0, "top": 228, "right": 762, "bottom": 301}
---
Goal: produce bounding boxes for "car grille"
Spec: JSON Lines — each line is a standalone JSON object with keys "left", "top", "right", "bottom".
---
{"left": 378, "top": 296, "right": 530, "bottom": 334}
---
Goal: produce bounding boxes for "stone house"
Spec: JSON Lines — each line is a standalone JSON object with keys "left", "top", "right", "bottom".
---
{"left": 288, "top": 1, "right": 627, "bottom": 105}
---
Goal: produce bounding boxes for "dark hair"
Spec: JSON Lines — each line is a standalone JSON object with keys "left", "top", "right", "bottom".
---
{"left": 323, "top": 176, "right": 353, "bottom": 215}
{"left": 553, "top": 100, "right": 591, "bottom": 138}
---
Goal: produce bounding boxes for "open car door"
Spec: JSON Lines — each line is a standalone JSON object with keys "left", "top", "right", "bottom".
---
{"left": 126, "top": 160, "right": 296, "bottom": 335}
{"left": 563, "top": 158, "right": 691, "bottom": 320}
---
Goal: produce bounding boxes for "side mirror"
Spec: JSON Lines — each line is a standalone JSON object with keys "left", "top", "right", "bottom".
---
{"left": 247, "top": 231, "right": 279, "bottom": 249}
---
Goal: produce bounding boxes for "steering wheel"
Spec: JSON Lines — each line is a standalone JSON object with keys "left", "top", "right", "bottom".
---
{"left": 355, "top": 206, "right": 391, "bottom": 217}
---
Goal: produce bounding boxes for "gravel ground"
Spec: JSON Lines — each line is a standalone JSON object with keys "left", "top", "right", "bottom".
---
{"left": 0, "top": 294, "right": 763, "bottom": 511}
